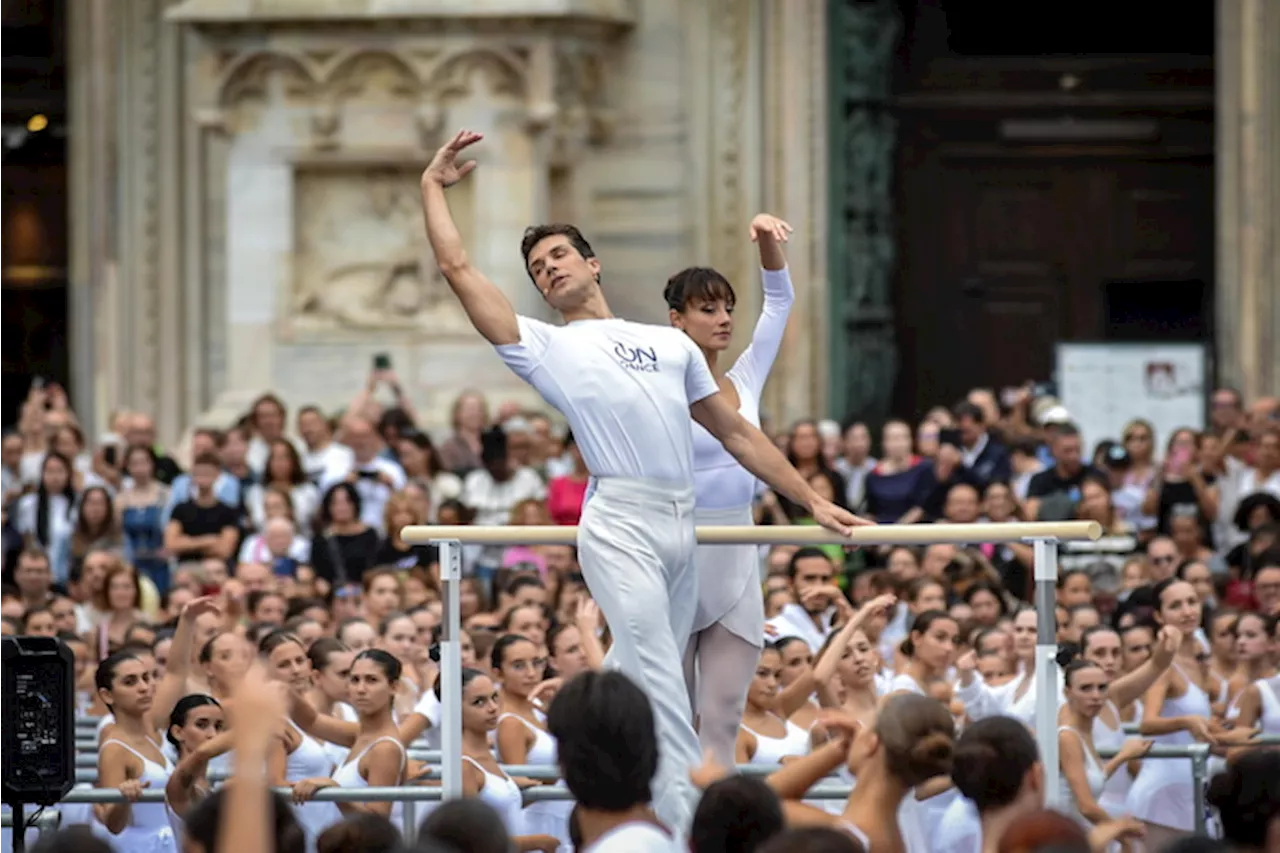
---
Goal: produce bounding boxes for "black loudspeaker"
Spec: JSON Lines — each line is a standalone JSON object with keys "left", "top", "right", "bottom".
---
{"left": 2, "top": 636, "right": 76, "bottom": 807}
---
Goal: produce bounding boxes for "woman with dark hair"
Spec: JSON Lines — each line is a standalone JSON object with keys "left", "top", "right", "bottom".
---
{"left": 117, "top": 444, "right": 171, "bottom": 596}
{"left": 397, "top": 429, "right": 463, "bottom": 513}
{"left": 309, "top": 483, "right": 378, "bottom": 589}
{"left": 162, "top": 694, "right": 228, "bottom": 822}
{"left": 1206, "top": 750, "right": 1280, "bottom": 852}
{"left": 13, "top": 451, "right": 76, "bottom": 582}
{"left": 246, "top": 439, "right": 321, "bottom": 536}
{"left": 65, "top": 486, "right": 124, "bottom": 578}
{"left": 289, "top": 649, "right": 408, "bottom": 820}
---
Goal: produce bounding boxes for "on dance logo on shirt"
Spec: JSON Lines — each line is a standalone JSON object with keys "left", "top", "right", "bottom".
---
{"left": 612, "top": 340, "right": 660, "bottom": 373}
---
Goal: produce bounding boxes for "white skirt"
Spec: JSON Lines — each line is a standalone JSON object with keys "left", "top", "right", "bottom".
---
{"left": 691, "top": 505, "right": 764, "bottom": 642}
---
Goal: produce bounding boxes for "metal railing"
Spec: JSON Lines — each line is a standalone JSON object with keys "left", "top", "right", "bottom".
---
{"left": 401, "top": 520, "right": 1102, "bottom": 809}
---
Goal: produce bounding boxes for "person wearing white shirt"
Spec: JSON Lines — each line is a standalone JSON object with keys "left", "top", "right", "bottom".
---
{"left": 13, "top": 452, "right": 77, "bottom": 583}
{"left": 296, "top": 405, "right": 355, "bottom": 487}
{"left": 833, "top": 421, "right": 877, "bottom": 511}
{"left": 244, "top": 393, "right": 298, "bottom": 476}
{"left": 460, "top": 427, "right": 547, "bottom": 570}
{"left": 321, "top": 416, "right": 406, "bottom": 534}
{"left": 763, "top": 548, "right": 844, "bottom": 653}
{"left": 419, "top": 129, "right": 862, "bottom": 834}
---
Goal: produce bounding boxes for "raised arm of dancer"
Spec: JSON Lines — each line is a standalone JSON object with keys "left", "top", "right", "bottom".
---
{"left": 575, "top": 597, "right": 607, "bottom": 670}
{"left": 219, "top": 666, "right": 285, "bottom": 853}
{"left": 729, "top": 215, "right": 795, "bottom": 394}
{"left": 289, "top": 689, "right": 359, "bottom": 748}
{"left": 1109, "top": 626, "right": 1181, "bottom": 709}
{"left": 691, "top": 395, "right": 868, "bottom": 536}
{"left": 420, "top": 130, "right": 519, "bottom": 346}
{"left": 811, "top": 595, "right": 897, "bottom": 707}
{"left": 153, "top": 596, "right": 221, "bottom": 729}
{"left": 165, "top": 729, "right": 235, "bottom": 817}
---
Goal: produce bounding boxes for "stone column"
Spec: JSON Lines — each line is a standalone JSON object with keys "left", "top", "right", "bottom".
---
{"left": 1217, "top": 0, "right": 1280, "bottom": 398}
{"left": 759, "top": 0, "right": 830, "bottom": 426}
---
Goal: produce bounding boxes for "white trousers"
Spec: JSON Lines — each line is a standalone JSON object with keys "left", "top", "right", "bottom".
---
{"left": 577, "top": 476, "right": 701, "bottom": 834}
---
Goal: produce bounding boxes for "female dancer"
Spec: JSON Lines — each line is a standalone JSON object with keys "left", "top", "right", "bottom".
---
{"left": 774, "top": 636, "right": 823, "bottom": 732}
{"left": 1127, "top": 577, "right": 1220, "bottom": 847}
{"left": 668, "top": 212, "right": 795, "bottom": 767}
{"left": 736, "top": 643, "right": 813, "bottom": 765}
{"left": 94, "top": 650, "right": 179, "bottom": 853}
{"left": 1228, "top": 614, "right": 1280, "bottom": 736}
{"left": 1225, "top": 611, "right": 1277, "bottom": 703}
{"left": 1056, "top": 659, "right": 1153, "bottom": 829}
{"left": 163, "top": 695, "right": 228, "bottom": 822}
{"left": 261, "top": 630, "right": 343, "bottom": 845}
{"left": 290, "top": 649, "right": 408, "bottom": 820}
{"left": 492, "top": 634, "right": 570, "bottom": 849}
{"left": 434, "top": 668, "right": 558, "bottom": 852}
{"left": 1206, "top": 608, "right": 1240, "bottom": 688}
{"left": 376, "top": 611, "right": 426, "bottom": 717}
{"left": 304, "top": 638, "right": 357, "bottom": 766}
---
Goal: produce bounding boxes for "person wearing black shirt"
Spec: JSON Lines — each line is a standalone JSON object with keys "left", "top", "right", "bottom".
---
{"left": 164, "top": 452, "right": 241, "bottom": 570}
{"left": 310, "top": 482, "right": 378, "bottom": 588}
{"left": 372, "top": 492, "right": 439, "bottom": 571}
{"left": 955, "top": 402, "right": 1012, "bottom": 488}
{"left": 1025, "top": 424, "right": 1101, "bottom": 521}
{"left": 1142, "top": 427, "right": 1220, "bottom": 549}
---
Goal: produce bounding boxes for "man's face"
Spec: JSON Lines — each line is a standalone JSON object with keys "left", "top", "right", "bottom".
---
{"left": 543, "top": 546, "right": 576, "bottom": 576}
{"left": 346, "top": 422, "right": 378, "bottom": 461}
{"left": 298, "top": 411, "right": 327, "bottom": 445}
{"left": 1054, "top": 435, "right": 1083, "bottom": 473}
{"left": 844, "top": 424, "right": 871, "bottom": 460}
{"left": 1147, "top": 539, "right": 1179, "bottom": 582}
{"left": 1254, "top": 568, "right": 1280, "bottom": 614}
{"left": 1211, "top": 389, "right": 1242, "bottom": 429}
{"left": 126, "top": 415, "right": 156, "bottom": 448}
{"left": 791, "top": 556, "right": 834, "bottom": 612}
{"left": 525, "top": 234, "right": 601, "bottom": 312}
{"left": 958, "top": 415, "right": 982, "bottom": 447}
{"left": 944, "top": 485, "right": 980, "bottom": 523}
{"left": 1, "top": 435, "right": 23, "bottom": 468}
{"left": 191, "top": 462, "right": 219, "bottom": 491}
{"left": 236, "top": 563, "right": 273, "bottom": 593}
{"left": 15, "top": 555, "right": 51, "bottom": 595}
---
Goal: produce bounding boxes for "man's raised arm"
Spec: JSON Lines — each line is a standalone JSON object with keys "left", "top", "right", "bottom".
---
{"left": 420, "top": 129, "right": 520, "bottom": 345}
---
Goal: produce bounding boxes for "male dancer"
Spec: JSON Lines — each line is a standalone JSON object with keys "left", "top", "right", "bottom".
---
{"left": 419, "top": 129, "right": 869, "bottom": 833}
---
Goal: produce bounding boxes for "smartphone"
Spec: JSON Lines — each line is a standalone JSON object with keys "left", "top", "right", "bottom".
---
{"left": 939, "top": 428, "right": 963, "bottom": 448}
{"left": 372, "top": 353, "right": 392, "bottom": 371}
{"left": 358, "top": 469, "right": 381, "bottom": 480}
{"left": 103, "top": 446, "right": 117, "bottom": 467}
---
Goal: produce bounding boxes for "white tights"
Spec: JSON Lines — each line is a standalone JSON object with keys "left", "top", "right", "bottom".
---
{"left": 683, "top": 622, "right": 761, "bottom": 769}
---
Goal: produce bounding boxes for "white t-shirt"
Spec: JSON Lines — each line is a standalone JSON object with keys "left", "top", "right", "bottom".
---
{"left": 321, "top": 455, "right": 406, "bottom": 533}
{"left": 495, "top": 316, "right": 719, "bottom": 484}
{"left": 303, "top": 442, "right": 355, "bottom": 487}
{"left": 584, "top": 822, "right": 682, "bottom": 853}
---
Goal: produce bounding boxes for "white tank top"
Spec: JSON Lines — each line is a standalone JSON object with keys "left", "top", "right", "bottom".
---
{"left": 1154, "top": 663, "right": 1212, "bottom": 747}
{"left": 1093, "top": 702, "right": 1134, "bottom": 809}
{"left": 689, "top": 267, "right": 794, "bottom": 509}
{"left": 741, "top": 716, "right": 810, "bottom": 764}
{"left": 332, "top": 736, "right": 406, "bottom": 826}
{"left": 1057, "top": 726, "right": 1105, "bottom": 826}
{"left": 462, "top": 755, "right": 525, "bottom": 835}
{"left": 99, "top": 738, "right": 178, "bottom": 851}
{"left": 285, "top": 719, "right": 333, "bottom": 781}
{"left": 498, "top": 713, "right": 558, "bottom": 766}
{"left": 1254, "top": 675, "right": 1280, "bottom": 735}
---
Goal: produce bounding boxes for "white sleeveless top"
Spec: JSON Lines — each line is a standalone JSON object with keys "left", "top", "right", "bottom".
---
{"left": 99, "top": 738, "right": 179, "bottom": 853}
{"left": 498, "top": 712, "right": 558, "bottom": 766}
{"left": 1057, "top": 726, "right": 1105, "bottom": 826}
{"left": 333, "top": 736, "right": 406, "bottom": 826}
{"left": 463, "top": 755, "right": 525, "bottom": 835}
{"left": 689, "top": 267, "right": 794, "bottom": 509}
{"left": 1093, "top": 702, "right": 1133, "bottom": 812}
{"left": 1253, "top": 675, "right": 1280, "bottom": 735}
{"left": 741, "top": 716, "right": 810, "bottom": 764}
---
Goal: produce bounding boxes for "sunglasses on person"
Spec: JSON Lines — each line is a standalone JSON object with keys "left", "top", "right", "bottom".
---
{"left": 1151, "top": 555, "right": 1177, "bottom": 565}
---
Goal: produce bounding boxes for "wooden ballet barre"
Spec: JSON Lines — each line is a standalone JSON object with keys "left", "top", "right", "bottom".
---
{"left": 402, "top": 520, "right": 1103, "bottom": 547}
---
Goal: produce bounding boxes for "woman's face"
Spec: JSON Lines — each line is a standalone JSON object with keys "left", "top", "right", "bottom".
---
{"left": 1181, "top": 562, "right": 1214, "bottom": 604}
{"left": 379, "top": 617, "right": 417, "bottom": 664}
{"left": 672, "top": 296, "right": 734, "bottom": 353}
{"left": 911, "top": 583, "right": 946, "bottom": 615}
{"left": 403, "top": 576, "right": 431, "bottom": 609}
{"left": 255, "top": 401, "right": 285, "bottom": 439}
{"left": 222, "top": 430, "right": 248, "bottom": 466}
{"left": 789, "top": 424, "right": 821, "bottom": 464}
{"left": 459, "top": 632, "right": 477, "bottom": 668}
{"left": 347, "top": 658, "right": 396, "bottom": 714}
{"left": 268, "top": 639, "right": 313, "bottom": 692}
{"left": 887, "top": 547, "right": 920, "bottom": 583}
{"left": 403, "top": 483, "right": 431, "bottom": 522}
{"left": 53, "top": 428, "right": 81, "bottom": 459}
{"left": 1156, "top": 580, "right": 1201, "bottom": 635}
{"left": 765, "top": 589, "right": 792, "bottom": 619}
{"left": 101, "top": 658, "right": 154, "bottom": 717}
{"left": 1078, "top": 481, "right": 1111, "bottom": 522}
{"left": 1171, "top": 515, "right": 1202, "bottom": 551}
{"left": 550, "top": 626, "right": 588, "bottom": 679}
{"left": 775, "top": 641, "right": 813, "bottom": 687}
{"left": 317, "top": 651, "right": 355, "bottom": 701}
{"left": 882, "top": 423, "right": 912, "bottom": 460}
{"left": 911, "top": 617, "right": 960, "bottom": 671}
{"left": 82, "top": 554, "right": 111, "bottom": 593}
{"left": 968, "top": 589, "right": 1002, "bottom": 627}
{"left": 507, "top": 605, "right": 545, "bottom": 647}
{"left": 328, "top": 488, "right": 356, "bottom": 523}
{"left": 1235, "top": 615, "right": 1273, "bottom": 662}
{"left": 339, "top": 621, "right": 377, "bottom": 654}
{"left": 267, "top": 443, "right": 295, "bottom": 482}
{"left": 836, "top": 630, "right": 877, "bottom": 690}
{"left": 205, "top": 635, "right": 251, "bottom": 690}
{"left": 495, "top": 637, "right": 546, "bottom": 697}
{"left": 1012, "top": 610, "right": 1038, "bottom": 659}
{"left": 807, "top": 472, "right": 836, "bottom": 502}
{"left": 984, "top": 484, "right": 1015, "bottom": 522}
{"left": 456, "top": 395, "right": 487, "bottom": 432}
{"left": 1058, "top": 573, "right": 1093, "bottom": 608}
{"left": 747, "top": 648, "right": 783, "bottom": 709}
{"left": 263, "top": 491, "right": 292, "bottom": 521}
{"left": 25, "top": 610, "right": 56, "bottom": 637}
{"left": 1124, "top": 425, "right": 1154, "bottom": 461}
{"left": 410, "top": 608, "right": 440, "bottom": 647}
{"left": 42, "top": 457, "right": 70, "bottom": 493}
{"left": 1211, "top": 614, "right": 1239, "bottom": 662}
{"left": 82, "top": 490, "right": 110, "bottom": 526}
{"left": 1169, "top": 430, "right": 1199, "bottom": 461}
{"left": 1120, "top": 626, "right": 1155, "bottom": 671}
{"left": 916, "top": 423, "right": 940, "bottom": 458}
{"left": 171, "top": 703, "right": 225, "bottom": 756}
{"left": 365, "top": 577, "right": 402, "bottom": 619}
{"left": 126, "top": 449, "right": 155, "bottom": 483}
{"left": 463, "top": 674, "right": 501, "bottom": 734}
{"left": 398, "top": 440, "right": 427, "bottom": 475}
{"left": 1064, "top": 665, "right": 1108, "bottom": 719}
{"left": 1121, "top": 560, "right": 1148, "bottom": 591}
{"left": 1083, "top": 629, "right": 1123, "bottom": 680}
{"left": 108, "top": 572, "right": 137, "bottom": 611}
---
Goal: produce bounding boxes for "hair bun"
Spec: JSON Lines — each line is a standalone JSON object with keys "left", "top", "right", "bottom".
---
{"left": 906, "top": 730, "right": 954, "bottom": 784}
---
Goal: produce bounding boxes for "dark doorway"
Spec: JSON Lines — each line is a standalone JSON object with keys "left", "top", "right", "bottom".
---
{"left": 2, "top": 0, "right": 69, "bottom": 425}
{"left": 1105, "top": 280, "right": 1211, "bottom": 342}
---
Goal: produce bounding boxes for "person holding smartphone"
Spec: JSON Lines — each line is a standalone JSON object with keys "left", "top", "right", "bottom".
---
{"left": 1142, "top": 427, "right": 1220, "bottom": 548}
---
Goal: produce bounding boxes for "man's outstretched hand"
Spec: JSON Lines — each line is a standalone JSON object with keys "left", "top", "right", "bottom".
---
{"left": 811, "top": 499, "right": 876, "bottom": 539}
{"left": 422, "top": 129, "right": 483, "bottom": 188}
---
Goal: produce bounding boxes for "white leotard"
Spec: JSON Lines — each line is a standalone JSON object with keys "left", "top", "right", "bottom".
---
{"left": 462, "top": 755, "right": 525, "bottom": 836}
{"left": 332, "top": 736, "right": 406, "bottom": 829}
{"left": 1126, "top": 663, "right": 1211, "bottom": 832}
{"left": 98, "top": 739, "right": 179, "bottom": 853}
{"left": 1093, "top": 702, "right": 1134, "bottom": 816}
{"left": 1057, "top": 726, "right": 1105, "bottom": 827}
{"left": 741, "top": 716, "right": 810, "bottom": 764}
{"left": 689, "top": 267, "right": 794, "bottom": 510}
{"left": 499, "top": 713, "right": 571, "bottom": 850}
{"left": 1255, "top": 675, "right": 1280, "bottom": 735}
{"left": 285, "top": 719, "right": 341, "bottom": 846}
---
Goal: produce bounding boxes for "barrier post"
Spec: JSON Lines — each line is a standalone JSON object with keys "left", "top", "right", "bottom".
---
{"left": 1191, "top": 744, "right": 1209, "bottom": 835}
{"left": 435, "top": 539, "right": 464, "bottom": 805}
{"left": 1031, "top": 537, "right": 1061, "bottom": 809}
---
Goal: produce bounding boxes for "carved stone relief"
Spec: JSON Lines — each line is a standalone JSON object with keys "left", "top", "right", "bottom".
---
{"left": 289, "top": 164, "right": 471, "bottom": 335}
